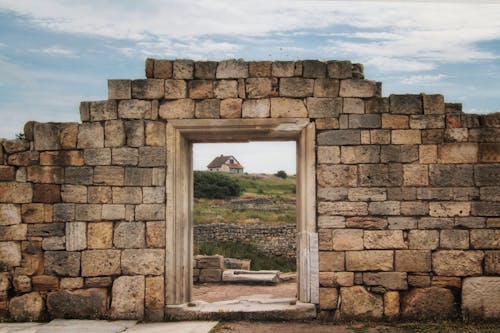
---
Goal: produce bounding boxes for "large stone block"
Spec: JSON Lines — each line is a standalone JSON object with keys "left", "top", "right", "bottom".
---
{"left": 112, "top": 187, "right": 142, "bottom": 204}
{"left": 108, "top": 79, "right": 131, "bottom": 100}
{"left": 438, "top": 143, "right": 478, "bottom": 163}
{"left": 485, "top": 251, "right": 500, "bottom": 274}
{"left": 409, "top": 115, "right": 444, "bottom": 129}
{"left": 422, "top": 94, "right": 445, "bottom": 114}
{"left": 75, "top": 204, "right": 102, "bottom": 221}
{"left": 220, "top": 98, "right": 242, "bottom": 119}
{"left": 114, "top": 222, "right": 145, "bottom": 248}
{"left": 60, "top": 123, "right": 78, "bottom": 150}
{"left": 403, "top": 164, "right": 428, "bottom": 186}
{"left": 135, "top": 204, "right": 165, "bottom": 221}
{"left": 111, "top": 147, "right": 138, "bottom": 166}
{"left": 359, "top": 164, "right": 402, "bottom": 187}
{"left": 319, "top": 251, "right": 344, "bottom": 271}
{"left": 27, "top": 223, "right": 65, "bottom": 237}
{"left": 380, "top": 144, "right": 418, "bottom": 163}
{"left": 104, "top": 120, "right": 126, "bottom": 148}
{"left": 364, "top": 230, "right": 406, "bottom": 249}
{"left": 462, "top": 277, "right": 500, "bottom": 321}
{"left": 124, "top": 120, "right": 144, "bottom": 147}
{"left": 327, "top": 60, "right": 351, "bottom": 79}
{"left": 346, "top": 216, "right": 387, "bottom": 229}
{"left": 0, "top": 204, "right": 21, "bottom": 225}
{"left": 195, "top": 61, "right": 217, "bottom": 79}
{"left": 66, "top": 222, "right": 87, "bottom": 251}
{"left": 346, "top": 250, "right": 393, "bottom": 271}
{"left": 429, "top": 201, "right": 471, "bottom": 217}
{"left": 216, "top": 60, "right": 248, "bottom": 79}
{"left": 401, "top": 287, "right": 456, "bottom": 320}
{"left": 121, "top": 249, "right": 165, "bottom": 275}
{"left": 314, "top": 78, "right": 339, "bottom": 97}
{"left": 47, "top": 288, "right": 108, "bottom": 319}
{"left": 318, "top": 201, "right": 367, "bottom": 216}
{"left": 195, "top": 99, "right": 220, "bottom": 119}
{"left": 272, "top": 61, "right": 295, "bottom": 77}
{"left": 270, "top": 98, "right": 307, "bottom": 118}
{"left": 146, "top": 221, "right": 166, "bottom": 248}
{"left": 470, "top": 229, "right": 500, "bottom": 249}
{"left": 93, "top": 166, "right": 124, "bottom": 186}
{"left": 132, "top": 79, "right": 164, "bottom": 99}
{"left": 389, "top": 94, "right": 422, "bottom": 114}
{"left": 338, "top": 286, "right": 383, "bottom": 319}
{"left": 0, "top": 166, "right": 16, "bottom": 180}
{"left": 189, "top": 80, "right": 214, "bottom": 99}
{"left": 382, "top": 114, "right": 409, "bottom": 129}
{"left": 34, "top": 122, "right": 60, "bottom": 151}
{"left": 0, "top": 224, "right": 26, "bottom": 241}
{"left": 363, "top": 272, "right": 408, "bottom": 290}
{"left": 145, "top": 276, "right": 164, "bottom": 320}
{"left": 339, "top": 80, "right": 377, "bottom": 98}
{"left": 111, "top": 275, "right": 145, "bottom": 320}
{"left": 118, "top": 100, "right": 151, "bottom": 119}
{"left": 32, "top": 184, "right": 61, "bottom": 203}
{"left": 317, "top": 165, "right": 357, "bottom": 187}
{"left": 246, "top": 78, "right": 275, "bottom": 98}
{"left": 90, "top": 100, "right": 117, "bottom": 121}
{"left": 2, "top": 139, "right": 29, "bottom": 154}
{"left": 60, "top": 185, "right": 87, "bottom": 203}
{"left": 8, "top": 292, "right": 44, "bottom": 322}
{"left": 440, "top": 230, "right": 469, "bottom": 249}
{"left": 332, "top": 229, "right": 363, "bottom": 251}
{"left": 0, "top": 241, "right": 21, "bottom": 269}
{"left": 199, "top": 269, "right": 222, "bottom": 282}
{"left": 395, "top": 250, "right": 431, "bottom": 272}
{"left": 319, "top": 287, "right": 338, "bottom": 310}
{"left": 474, "top": 165, "right": 500, "bottom": 186}
{"left": 159, "top": 99, "right": 195, "bottom": 119}
{"left": 432, "top": 250, "right": 484, "bottom": 276}
{"left": 44, "top": 251, "right": 81, "bottom": 276}
{"left": 306, "top": 97, "right": 342, "bottom": 118}
{"left": 78, "top": 122, "right": 104, "bottom": 149}
{"left": 87, "top": 222, "right": 113, "bottom": 249}
{"left": 81, "top": 250, "right": 120, "bottom": 277}
{"left": 279, "top": 78, "right": 313, "bottom": 97}
{"left": 429, "top": 164, "right": 473, "bottom": 187}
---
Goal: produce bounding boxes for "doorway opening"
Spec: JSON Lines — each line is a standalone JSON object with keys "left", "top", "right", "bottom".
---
{"left": 165, "top": 119, "right": 318, "bottom": 311}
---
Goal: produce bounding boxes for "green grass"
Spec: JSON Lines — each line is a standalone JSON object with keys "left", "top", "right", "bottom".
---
{"left": 194, "top": 241, "right": 296, "bottom": 272}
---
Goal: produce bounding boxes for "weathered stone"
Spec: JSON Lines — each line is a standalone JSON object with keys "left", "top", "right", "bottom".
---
{"left": 474, "top": 165, "right": 500, "bottom": 186}
{"left": 391, "top": 129, "right": 421, "bottom": 144}
{"left": 318, "top": 201, "right": 367, "bottom": 216}
{"left": 319, "top": 251, "right": 344, "bottom": 271}
{"left": 318, "top": 229, "right": 333, "bottom": 250}
{"left": 104, "top": 120, "right": 126, "bottom": 148}
{"left": 111, "top": 275, "right": 145, "bottom": 320}
{"left": 401, "top": 287, "right": 456, "bottom": 320}
{"left": 108, "top": 79, "right": 131, "bottom": 100}
{"left": 124, "top": 120, "right": 144, "bottom": 147}
{"left": 382, "top": 114, "right": 409, "bottom": 129}
{"left": 470, "top": 229, "right": 500, "bottom": 249}
{"left": 61, "top": 185, "right": 87, "bottom": 203}
{"left": 462, "top": 277, "right": 500, "bottom": 321}
{"left": 327, "top": 60, "right": 351, "bottom": 79}
{"left": 33, "top": 123, "right": 60, "bottom": 151}
{"left": 75, "top": 204, "right": 101, "bottom": 221}
{"left": 47, "top": 288, "right": 108, "bottom": 319}
{"left": 478, "top": 143, "right": 500, "bottom": 162}
{"left": 395, "top": 250, "right": 431, "bottom": 272}
{"left": 384, "top": 291, "right": 400, "bottom": 318}
{"left": 331, "top": 229, "right": 363, "bottom": 250}
{"left": 341, "top": 146, "right": 379, "bottom": 164}
{"left": 44, "top": 251, "right": 80, "bottom": 276}
{"left": 317, "top": 215, "right": 345, "bottom": 228}
{"left": 216, "top": 60, "right": 248, "bottom": 79}
{"left": 272, "top": 61, "right": 295, "bottom": 77}
{"left": 42, "top": 236, "right": 65, "bottom": 251}
{"left": 380, "top": 145, "right": 418, "bottom": 163}
{"left": 60, "top": 277, "right": 83, "bottom": 289}
{"left": 2, "top": 139, "right": 29, "bottom": 154}
{"left": 87, "top": 222, "right": 113, "bottom": 249}
{"left": 364, "top": 230, "right": 406, "bottom": 249}
{"left": 359, "top": 164, "right": 402, "bottom": 187}
{"left": 0, "top": 204, "right": 21, "bottom": 225}
{"left": 402, "top": 164, "right": 428, "bottom": 186}
{"left": 346, "top": 217, "right": 387, "bottom": 229}
{"left": 317, "top": 129, "right": 361, "bottom": 146}
{"left": 144, "top": 121, "right": 165, "bottom": 147}
{"left": 159, "top": 99, "right": 195, "bottom": 119}
{"left": 32, "top": 184, "right": 61, "bottom": 203}
{"left": 131, "top": 79, "right": 164, "bottom": 99}
{"left": 146, "top": 221, "right": 166, "bottom": 248}
{"left": 195, "top": 99, "right": 220, "bottom": 118}
{"left": 422, "top": 94, "right": 445, "bottom": 114}
{"left": 142, "top": 187, "right": 165, "bottom": 204}
{"left": 112, "top": 187, "right": 142, "bottom": 204}
{"left": 431, "top": 276, "right": 461, "bottom": 289}
{"left": 121, "top": 249, "right": 164, "bottom": 275}
{"left": 302, "top": 60, "right": 326, "bottom": 78}
{"left": 0, "top": 166, "right": 16, "bottom": 180}
{"left": 60, "top": 123, "right": 78, "bottom": 150}
{"left": 317, "top": 146, "right": 340, "bottom": 164}
{"left": 408, "top": 275, "right": 431, "bottom": 288}
{"left": 388, "top": 217, "right": 417, "bottom": 230}
{"left": 418, "top": 217, "right": 454, "bottom": 229}
{"left": 194, "top": 61, "right": 217, "bottom": 79}
{"left": 428, "top": 201, "right": 470, "bottom": 218}
{"left": 102, "top": 204, "right": 126, "bottom": 220}
{"left": 346, "top": 250, "right": 393, "bottom": 271}
{"left": 0, "top": 224, "right": 26, "bottom": 241}
{"left": 409, "top": 115, "right": 444, "bottom": 129}
{"left": 118, "top": 100, "right": 151, "bottom": 119}
{"left": 114, "top": 222, "right": 145, "bottom": 248}
{"left": 242, "top": 99, "right": 270, "bottom": 118}
{"left": 81, "top": 250, "right": 120, "bottom": 277}
{"left": 8, "top": 292, "right": 44, "bottom": 322}
{"left": 219, "top": 98, "right": 242, "bottom": 119}
{"left": 433, "top": 250, "right": 484, "bottom": 276}
{"left": 439, "top": 230, "right": 469, "bottom": 249}
{"left": 0, "top": 242, "right": 21, "bottom": 269}
{"left": 93, "top": 166, "right": 124, "bottom": 186}
{"left": 138, "top": 147, "right": 166, "bottom": 167}
{"left": 485, "top": 251, "right": 500, "bottom": 274}
{"left": 31, "top": 275, "right": 58, "bottom": 292}
{"left": 110, "top": 148, "right": 138, "bottom": 166}
{"left": 306, "top": 97, "right": 342, "bottom": 118}
{"left": 429, "top": 164, "right": 474, "bottom": 186}
{"left": 90, "top": 100, "right": 117, "bottom": 121}
{"left": 13, "top": 275, "right": 31, "bottom": 293}
{"left": 26, "top": 166, "right": 62, "bottom": 184}
{"left": 85, "top": 277, "right": 112, "bottom": 288}
{"left": 347, "top": 188, "right": 386, "bottom": 203}
{"left": 339, "top": 286, "right": 383, "bottom": 319}
{"left": 339, "top": 80, "right": 377, "bottom": 98}
{"left": 246, "top": 78, "right": 275, "bottom": 98}
{"left": 28, "top": 223, "right": 65, "bottom": 237}
{"left": 319, "top": 287, "right": 338, "bottom": 310}
{"left": 279, "top": 78, "right": 313, "bottom": 97}
{"left": 364, "top": 272, "right": 408, "bottom": 290}
{"left": 135, "top": 204, "right": 165, "bottom": 221}
{"left": 145, "top": 276, "right": 164, "bottom": 320}
{"left": 270, "top": 98, "right": 307, "bottom": 118}
{"left": 343, "top": 98, "right": 364, "bottom": 114}
{"left": 78, "top": 122, "right": 104, "bottom": 149}
{"left": 314, "top": 79, "right": 339, "bottom": 97}
{"left": 390, "top": 94, "right": 422, "bottom": 114}
{"left": 199, "top": 269, "right": 222, "bottom": 283}
{"left": 349, "top": 114, "right": 381, "bottom": 129}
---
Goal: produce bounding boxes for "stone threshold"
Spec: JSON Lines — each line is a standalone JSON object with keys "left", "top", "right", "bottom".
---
{"left": 165, "top": 297, "right": 317, "bottom": 321}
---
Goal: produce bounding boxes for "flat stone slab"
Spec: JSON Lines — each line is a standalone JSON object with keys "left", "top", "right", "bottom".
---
{"left": 126, "top": 321, "right": 219, "bottom": 333}
{"left": 0, "top": 323, "right": 43, "bottom": 333}
{"left": 222, "top": 270, "right": 280, "bottom": 283}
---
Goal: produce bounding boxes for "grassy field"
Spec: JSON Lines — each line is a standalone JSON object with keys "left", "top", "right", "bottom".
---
{"left": 193, "top": 173, "right": 296, "bottom": 225}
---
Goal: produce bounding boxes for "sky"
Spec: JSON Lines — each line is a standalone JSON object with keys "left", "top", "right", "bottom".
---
{"left": 0, "top": 1, "right": 499, "bottom": 173}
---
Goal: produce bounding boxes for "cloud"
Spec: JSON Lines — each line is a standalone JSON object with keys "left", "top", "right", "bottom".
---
{"left": 365, "top": 57, "right": 436, "bottom": 72}
{"left": 401, "top": 74, "right": 447, "bottom": 85}
{"left": 35, "top": 46, "right": 79, "bottom": 58}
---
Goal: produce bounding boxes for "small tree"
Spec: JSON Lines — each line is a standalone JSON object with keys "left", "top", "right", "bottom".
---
{"left": 194, "top": 171, "right": 242, "bottom": 199}
{"left": 275, "top": 170, "right": 288, "bottom": 179}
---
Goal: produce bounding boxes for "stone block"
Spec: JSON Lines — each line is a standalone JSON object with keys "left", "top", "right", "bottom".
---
{"left": 93, "top": 166, "right": 124, "bottom": 186}
{"left": 359, "top": 164, "right": 402, "bottom": 187}
{"left": 401, "top": 287, "right": 456, "bottom": 320}
{"left": 114, "top": 222, "right": 145, "bottom": 248}
{"left": 331, "top": 229, "right": 363, "bottom": 251}
{"left": 132, "top": 79, "right": 164, "bottom": 99}
{"left": 145, "top": 121, "right": 165, "bottom": 147}
{"left": 75, "top": 204, "right": 102, "bottom": 221}
{"left": 366, "top": 97, "right": 389, "bottom": 115}
{"left": 279, "top": 78, "right": 313, "bottom": 97}
{"left": 195, "top": 99, "right": 220, "bottom": 118}
{"left": 422, "top": 94, "right": 445, "bottom": 114}
{"left": 408, "top": 275, "right": 431, "bottom": 288}
{"left": 108, "top": 79, "right": 131, "bottom": 99}
{"left": 54, "top": 204, "right": 77, "bottom": 223}
{"left": 315, "top": 118, "right": 339, "bottom": 130}
{"left": 364, "top": 272, "right": 408, "bottom": 290}
{"left": 8, "top": 292, "right": 44, "bottom": 322}
{"left": 432, "top": 250, "right": 484, "bottom": 276}
{"left": 0, "top": 166, "right": 16, "bottom": 180}
{"left": 47, "top": 288, "right": 108, "bottom": 319}
{"left": 135, "top": 204, "right": 165, "bottom": 221}
{"left": 391, "top": 129, "right": 421, "bottom": 144}
{"left": 112, "top": 187, "right": 142, "bottom": 204}
{"left": 27, "top": 223, "right": 64, "bottom": 238}
{"left": 66, "top": 222, "right": 87, "bottom": 251}
{"left": 42, "top": 236, "right": 65, "bottom": 251}
{"left": 78, "top": 122, "right": 104, "bottom": 149}
{"left": 216, "top": 60, "right": 248, "bottom": 79}
{"left": 124, "top": 167, "right": 152, "bottom": 186}
{"left": 317, "top": 129, "right": 361, "bottom": 146}
{"left": 485, "top": 251, "right": 500, "bottom": 274}
{"left": 270, "top": 98, "right": 307, "bottom": 118}
{"left": 111, "top": 275, "right": 145, "bottom": 320}
{"left": 138, "top": 147, "right": 166, "bottom": 167}
{"left": 85, "top": 277, "right": 112, "bottom": 288}
{"left": 364, "top": 230, "right": 406, "bottom": 249}
{"left": 0, "top": 204, "right": 21, "bottom": 225}
{"left": 456, "top": 217, "right": 486, "bottom": 229}
{"left": 314, "top": 79, "right": 339, "bottom": 97}
{"left": 418, "top": 217, "right": 454, "bottom": 229}
{"left": 90, "top": 100, "right": 117, "bottom": 121}
{"left": 82, "top": 148, "right": 110, "bottom": 166}
{"left": 389, "top": 94, "right": 422, "bottom": 114}
{"left": 272, "top": 61, "right": 295, "bottom": 77}
{"left": 0, "top": 224, "right": 26, "bottom": 241}
{"left": 13, "top": 275, "right": 31, "bottom": 293}
{"left": 44, "top": 251, "right": 80, "bottom": 276}
{"left": 317, "top": 165, "right": 357, "bottom": 187}
{"left": 479, "top": 143, "right": 500, "bottom": 162}
{"left": 121, "top": 249, "right": 165, "bottom": 275}
{"left": 382, "top": 114, "right": 409, "bottom": 129}
{"left": 341, "top": 145, "right": 379, "bottom": 164}
{"left": 318, "top": 201, "right": 367, "bottom": 216}
{"left": 104, "top": 120, "right": 125, "bottom": 148}
{"left": 474, "top": 165, "right": 500, "bottom": 186}
{"left": 303, "top": 60, "right": 326, "bottom": 78}
{"left": 159, "top": 99, "right": 195, "bottom": 119}
{"left": 317, "top": 215, "right": 345, "bottom": 228}
{"left": 189, "top": 80, "right": 214, "bottom": 99}
{"left": 419, "top": 144, "right": 437, "bottom": 163}
{"left": 343, "top": 98, "right": 364, "bottom": 114}
{"left": 306, "top": 97, "right": 342, "bottom": 118}
{"left": 199, "top": 268, "right": 222, "bottom": 282}
{"left": 327, "top": 60, "right": 352, "bottom": 79}
{"left": 112, "top": 147, "right": 138, "bottom": 165}
{"left": 318, "top": 229, "right": 333, "bottom": 250}
{"left": 246, "top": 78, "right": 275, "bottom": 98}
{"left": 87, "top": 186, "right": 111, "bottom": 204}
{"left": 381, "top": 145, "right": 418, "bottom": 163}
{"left": 430, "top": 164, "right": 473, "bottom": 186}
{"left": 388, "top": 217, "right": 417, "bottom": 229}
{"left": 33, "top": 123, "right": 59, "bottom": 151}
{"left": 60, "top": 277, "right": 83, "bottom": 289}
{"left": 164, "top": 79, "right": 186, "bottom": 99}
{"left": 3, "top": 139, "right": 29, "bottom": 154}
{"left": 339, "top": 79, "right": 377, "bottom": 98}
{"left": 437, "top": 143, "right": 478, "bottom": 163}
{"left": 319, "top": 251, "right": 345, "bottom": 271}
{"left": 194, "top": 61, "right": 217, "bottom": 79}
{"left": 346, "top": 217, "right": 387, "bottom": 229}
{"left": 124, "top": 120, "right": 144, "bottom": 147}
{"left": 241, "top": 98, "right": 270, "bottom": 118}
{"left": 32, "top": 275, "right": 58, "bottom": 292}
{"left": 81, "top": 249, "right": 120, "bottom": 277}
{"left": 409, "top": 115, "right": 444, "bottom": 129}
{"left": 338, "top": 286, "right": 383, "bottom": 319}
{"left": 444, "top": 128, "right": 469, "bottom": 143}
{"left": 317, "top": 146, "right": 340, "bottom": 164}
{"left": 146, "top": 221, "right": 166, "bottom": 248}
{"left": 395, "top": 250, "right": 431, "bottom": 272}
{"left": 384, "top": 291, "right": 400, "bottom": 318}
{"left": 0, "top": 241, "right": 21, "bottom": 268}
{"left": 247, "top": 61, "right": 271, "bottom": 77}
{"left": 59, "top": 123, "right": 78, "bottom": 150}
{"left": 118, "top": 100, "right": 151, "bottom": 119}
{"left": 60, "top": 185, "right": 87, "bottom": 204}
{"left": 32, "top": 184, "right": 61, "bottom": 203}
{"left": 213, "top": 81, "right": 238, "bottom": 100}
{"left": 346, "top": 250, "right": 393, "bottom": 271}
{"left": 26, "top": 166, "right": 63, "bottom": 184}
{"left": 319, "top": 288, "right": 338, "bottom": 310}
{"left": 349, "top": 114, "right": 381, "bottom": 129}
{"left": 21, "top": 203, "right": 52, "bottom": 223}
{"left": 145, "top": 276, "right": 164, "bottom": 320}
{"left": 102, "top": 204, "right": 125, "bottom": 220}
{"left": 421, "top": 129, "right": 444, "bottom": 144}
{"left": 87, "top": 222, "right": 113, "bottom": 249}
{"left": 462, "top": 277, "right": 500, "bottom": 321}
{"left": 429, "top": 202, "right": 471, "bottom": 217}
{"left": 470, "top": 230, "right": 500, "bottom": 249}
{"left": 402, "top": 164, "right": 429, "bottom": 186}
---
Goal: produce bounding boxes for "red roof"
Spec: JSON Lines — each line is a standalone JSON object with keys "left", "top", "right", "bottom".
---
{"left": 227, "top": 163, "right": 243, "bottom": 169}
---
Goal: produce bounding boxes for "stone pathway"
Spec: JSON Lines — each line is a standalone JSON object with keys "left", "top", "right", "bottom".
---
{"left": 0, "top": 320, "right": 218, "bottom": 333}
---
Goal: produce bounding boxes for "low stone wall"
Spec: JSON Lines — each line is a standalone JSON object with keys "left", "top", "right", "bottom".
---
{"left": 193, "top": 255, "right": 250, "bottom": 283}
{"left": 194, "top": 223, "right": 296, "bottom": 258}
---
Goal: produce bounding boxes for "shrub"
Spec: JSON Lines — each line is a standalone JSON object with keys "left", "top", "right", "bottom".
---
{"left": 194, "top": 171, "right": 242, "bottom": 199}
{"left": 275, "top": 170, "right": 288, "bottom": 179}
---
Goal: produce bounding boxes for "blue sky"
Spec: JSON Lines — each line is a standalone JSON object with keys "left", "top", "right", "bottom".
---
{"left": 1, "top": 1, "right": 499, "bottom": 173}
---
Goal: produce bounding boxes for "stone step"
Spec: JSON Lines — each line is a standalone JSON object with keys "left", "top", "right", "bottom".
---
{"left": 222, "top": 270, "right": 280, "bottom": 283}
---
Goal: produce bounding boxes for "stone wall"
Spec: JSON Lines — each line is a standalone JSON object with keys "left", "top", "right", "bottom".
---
{"left": 0, "top": 58, "right": 498, "bottom": 322}
{"left": 194, "top": 223, "right": 296, "bottom": 258}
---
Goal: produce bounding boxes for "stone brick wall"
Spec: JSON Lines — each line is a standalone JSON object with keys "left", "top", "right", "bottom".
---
{"left": 0, "top": 58, "right": 498, "bottom": 322}
{"left": 194, "top": 223, "right": 296, "bottom": 258}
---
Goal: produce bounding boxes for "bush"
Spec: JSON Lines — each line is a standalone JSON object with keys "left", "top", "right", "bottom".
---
{"left": 194, "top": 171, "right": 242, "bottom": 199}
{"left": 275, "top": 170, "right": 288, "bottom": 179}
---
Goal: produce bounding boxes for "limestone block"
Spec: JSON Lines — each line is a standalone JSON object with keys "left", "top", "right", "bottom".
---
{"left": 66, "top": 222, "right": 87, "bottom": 251}
{"left": 320, "top": 272, "right": 354, "bottom": 287}
{"left": 339, "top": 286, "right": 383, "bottom": 319}
{"left": 26, "top": 166, "right": 63, "bottom": 184}
{"left": 124, "top": 120, "right": 144, "bottom": 147}
{"left": 84, "top": 277, "right": 112, "bottom": 288}
{"left": 429, "top": 164, "right": 474, "bottom": 186}
{"left": 318, "top": 201, "right": 367, "bottom": 216}
{"left": 138, "top": 147, "right": 166, "bottom": 167}
{"left": 42, "top": 236, "right": 65, "bottom": 250}
{"left": 81, "top": 249, "right": 120, "bottom": 277}
{"left": 389, "top": 94, "right": 422, "bottom": 115}
{"left": 13, "top": 275, "right": 31, "bottom": 293}
{"left": 339, "top": 79, "right": 377, "bottom": 98}
{"left": 269, "top": 97, "right": 308, "bottom": 118}
{"left": 82, "top": 148, "right": 110, "bottom": 166}
{"left": 87, "top": 186, "right": 111, "bottom": 204}
{"left": 0, "top": 241, "right": 21, "bottom": 268}
{"left": 401, "top": 287, "right": 455, "bottom": 320}
{"left": 474, "top": 165, "right": 500, "bottom": 186}
{"left": 348, "top": 189, "right": 386, "bottom": 203}
{"left": 164, "top": 79, "right": 187, "bottom": 99}
{"left": 118, "top": 100, "right": 151, "bottom": 119}
{"left": 44, "top": 251, "right": 80, "bottom": 276}
{"left": 306, "top": 97, "right": 342, "bottom": 118}
{"left": 279, "top": 78, "right": 313, "bottom": 97}
{"left": 349, "top": 114, "right": 381, "bottom": 129}
{"left": 432, "top": 250, "right": 484, "bottom": 276}
{"left": 409, "top": 115, "right": 444, "bottom": 129}
{"left": 8, "top": 292, "right": 44, "bottom": 322}
{"left": 395, "top": 250, "right": 431, "bottom": 272}
{"left": 346, "top": 250, "right": 393, "bottom": 271}
{"left": 102, "top": 204, "right": 126, "bottom": 220}
{"left": 135, "top": 204, "right": 165, "bottom": 221}
{"left": 317, "top": 129, "right": 361, "bottom": 146}
{"left": 382, "top": 114, "right": 409, "bottom": 129}
{"left": 359, "top": 164, "right": 402, "bottom": 187}
{"left": 146, "top": 276, "right": 164, "bottom": 316}
{"left": 485, "top": 251, "right": 500, "bottom": 274}
{"left": 421, "top": 128, "right": 444, "bottom": 144}
{"left": 364, "top": 230, "right": 406, "bottom": 249}
{"left": 438, "top": 230, "right": 469, "bottom": 250}
{"left": 121, "top": 249, "right": 165, "bottom": 275}
{"left": 272, "top": 61, "right": 295, "bottom": 77}
{"left": 32, "top": 183, "right": 61, "bottom": 204}
{"left": 216, "top": 80, "right": 239, "bottom": 99}
{"left": 478, "top": 143, "right": 500, "bottom": 162}
{"left": 388, "top": 217, "right": 417, "bottom": 230}
{"left": 317, "top": 216, "right": 345, "bottom": 228}
{"left": 146, "top": 221, "right": 166, "bottom": 248}
{"left": 195, "top": 99, "right": 220, "bottom": 118}
{"left": 112, "top": 187, "right": 142, "bottom": 204}
{"left": 47, "top": 288, "right": 108, "bottom": 319}
{"left": 343, "top": 98, "right": 364, "bottom": 114}
{"left": 480, "top": 186, "right": 500, "bottom": 201}
{"left": 27, "top": 223, "right": 65, "bottom": 237}
{"left": 159, "top": 99, "right": 195, "bottom": 119}
{"left": 142, "top": 187, "right": 165, "bottom": 204}
{"left": 462, "top": 277, "right": 500, "bottom": 321}
{"left": 319, "top": 251, "right": 344, "bottom": 271}
{"left": 319, "top": 287, "right": 338, "bottom": 310}
{"left": 248, "top": 61, "right": 271, "bottom": 77}
{"left": 61, "top": 185, "right": 87, "bottom": 204}
{"left": 346, "top": 217, "right": 387, "bottom": 229}
{"left": 408, "top": 230, "right": 439, "bottom": 250}
{"left": 216, "top": 59, "right": 248, "bottom": 79}
{"left": 94, "top": 166, "right": 124, "bottom": 186}
{"left": 108, "top": 79, "right": 131, "bottom": 100}
{"left": 301, "top": 60, "right": 325, "bottom": 78}
{"left": 75, "top": 204, "right": 101, "bottom": 221}
{"left": 60, "top": 277, "right": 83, "bottom": 289}
{"left": 313, "top": 79, "right": 339, "bottom": 97}
{"left": 428, "top": 202, "right": 471, "bottom": 218}
{"left": 380, "top": 144, "right": 418, "bottom": 163}
{"left": 153, "top": 59, "right": 172, "bottom": 79}
{"left": 132, "top": 79, "right": 164, "bottom": 99}
{"left": 0, "top": 166, "right": 16, "bottom": 180}
{"left": 0, "top": 204, "right": 21, "bottom": 225}
{"left": 188, "top": 80, "right": 214, "bottom": 99}
{"left": 317, "top": 146, "right": 340, "bottom": 164}
{"left": 60, "top": 123, "right": 79, "bottom": 150}
{"left": 327, "top": 60, "right": 352, "bottom": 79}
{"left": 437, "top": 143, "right": 478, "bottom": 164}
{"left": 391, "top": 129, "right": 421, "bottom": 144}
{"left": 111, "top": 275, "right": 145, "bottom": 320}
{"left": 331, "top": 229, "right": 363, "bottom": 251}
{"left": 408, "top": 275, "right": 431, "bottom": 288}
{"left": 173, "top": 60, "right": 193, "bottom": 79}
{"left": 340, "top": 145, "right": 379, "bottom": 164}
{"left": 318, "top": 229, "right": 333, "bottom": 250}
{"left": 114, "top": 222, "right": 145, "bottom": 248}
{"left": 78, "top": 122, "right": 104, "bottom": 149}
{"left": 242, "top": 99, "right": 270, "bottom": 118}
{"left": 246, "top": 78, "right": 275, "bottom": 98}
{"left": 111, "top": 147, "right": 139, "bottom": 166}
{"left": 0, "top": 224, "right": 26, "bottom": 241}
{"left": 194, "top": 61, "right": 217, "bottom": 79}
{"left": 33, "top": 123, "right": 59, "bottom": 151}
{"left": 364, "top": 272, "right": 408, "bottom": 290}
{"left": 145, "top": 121, "right": 165, "bottom": 147}
{"left": 384, "top": 291, "right": 400, "bottom": 318}
{"left": 124, "top": 168, "right": 153, "bottom": 186}
{"left": 90, "top": 100, "right": 117, "bottom": 121}
{"left": 422, "top": 94, "right": 445, "bottom": 114}
{"left": 456, "top": 217, "right": 486, "bottom": 229}
{"left": 199, "top": 269, "right": 222, "bottom": 282}
{"left": 2, "top": 139, "right": 29, "bottom": 154}
{"left": 87, "top": 222, "right": 113, "bottom": 249}
{"left": 366, "top": 97, "right": 389, "bottom": 114}
{"left": 32, "top": 275, "right": 59, "bottom": 292}
{"left": 317, "top": 165, "right": 357, "bottom": 187}
{"left": 104, "top": 120, "right": 125, "bottom": 148}
{"left": 470, "top": 229, "right": 500, "bottom": 249}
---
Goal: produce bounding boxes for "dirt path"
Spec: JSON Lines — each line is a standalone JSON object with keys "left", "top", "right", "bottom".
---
{"left": 193, "top": 281, "right": 296, "bottom": 303}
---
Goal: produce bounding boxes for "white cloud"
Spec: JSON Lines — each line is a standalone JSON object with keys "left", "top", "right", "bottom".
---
{"left": 401, "top": 74, "right": 447, "bottom": 85}
{"left": 36, "top": 46, "right": 78, "bottom": 58}
{"left": 365, "top": 57, "right": 436, "bottom": 72}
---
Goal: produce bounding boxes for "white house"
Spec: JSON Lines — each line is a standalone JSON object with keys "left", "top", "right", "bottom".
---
{"left": 207, "top": 155, "right": 244, "bottom": 174}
